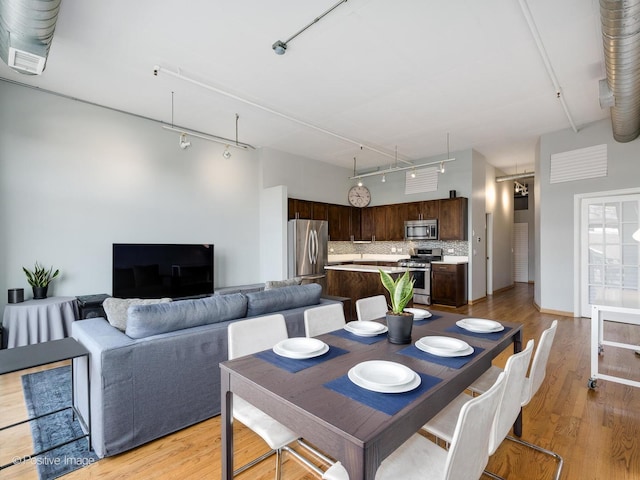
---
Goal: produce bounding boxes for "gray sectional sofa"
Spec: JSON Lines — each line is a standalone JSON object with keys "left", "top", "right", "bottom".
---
{"left": 71, "top": 283, "right": 337, "bottom": 458}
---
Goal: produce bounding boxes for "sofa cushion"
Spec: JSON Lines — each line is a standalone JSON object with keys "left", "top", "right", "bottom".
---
{"left": 264, "top": 277, "right": 302, "bottom": 290}
{"left": 103, "top": 297, "right": 172, "bottom": 331}
{"left": 246, "top": 283, "right": 322, "bottom": 317}
{"left": 125, "top": 293, "right": 247, "bottom": 339}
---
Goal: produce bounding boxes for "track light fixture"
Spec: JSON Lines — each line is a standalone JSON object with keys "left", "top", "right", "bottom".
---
{"left": 439, "top": 161, "right": 445, "bottom": 174}
{"left": 381, "top": 174, "right": 386, "bottom": 183}
{"left": 410, "top": 169, "right": 416, "bottom": 179}
{"left": 223, "top": 147, "right": 231, "bottom": 159}
{"left": 179, "top": 133, "right": 191, "bottom": 150}
{"left": 272, "top": 0, "right": 348, "bottom": 55}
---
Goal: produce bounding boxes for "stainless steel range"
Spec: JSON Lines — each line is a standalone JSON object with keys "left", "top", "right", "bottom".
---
{"left": 398, "top": 248, "right": 443, "bottom": 305}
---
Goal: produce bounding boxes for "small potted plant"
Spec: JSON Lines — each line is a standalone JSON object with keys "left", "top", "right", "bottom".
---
{"left": 23, "top": 262, "right": 60, "bottom": 299}
{"left": 379, "top": 269, "right": 415, "bottom": 344}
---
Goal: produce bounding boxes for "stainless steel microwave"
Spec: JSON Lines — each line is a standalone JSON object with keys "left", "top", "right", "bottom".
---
{"left": 405, "top": 219, "right": 438, "bottom": 240}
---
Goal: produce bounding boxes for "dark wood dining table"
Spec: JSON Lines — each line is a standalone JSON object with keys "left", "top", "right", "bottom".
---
{"left": 220, "top": 311, "right": 522, "bottom": 480}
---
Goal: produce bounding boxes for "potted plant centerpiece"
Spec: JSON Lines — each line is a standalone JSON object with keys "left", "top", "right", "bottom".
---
{"left": 379, "top": 269, "right": 415, "bottom": 344}
{"left": 23, "top": 262, "right": 60, "bottom": 299}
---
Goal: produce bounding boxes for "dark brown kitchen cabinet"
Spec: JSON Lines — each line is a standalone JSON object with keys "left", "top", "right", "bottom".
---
{"left": 288, "top": 199, "right": 328, "bottom": 221}
{"left": 328, "top": 204, "right": 352, "bottom": 241}
{"left": 386, "top": 203, "right": 407, "bottom": 241}
{"left": 373, "top": 206, "right": 387, "bottom": 241}
{"left": 431, "top": 263, "right": 468, "bottom": 307}
{"left": 438, "top": 197, "right": 468, "bottom": 240}
{"left": 360, "top": 207, "right": 374, "bottom": 241}
{"left": 407, "top": 200, "right": 439, "bottom": 221}
{"left": 350, "top": 207, "right": 362, "bottom": 241}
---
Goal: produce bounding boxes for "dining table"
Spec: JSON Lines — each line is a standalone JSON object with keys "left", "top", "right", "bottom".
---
{"left": 220, "top": 310, "right": 522, "bottom": 480}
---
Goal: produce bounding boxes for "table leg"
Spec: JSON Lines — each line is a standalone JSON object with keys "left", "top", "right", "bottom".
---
{"left": 221, "top": 372, "right": 233, "bottom": 480}
{"left": 513, "top": 329, "right": 523, "bottom": 437}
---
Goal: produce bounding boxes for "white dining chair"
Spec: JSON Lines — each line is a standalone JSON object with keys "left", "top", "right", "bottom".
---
{"left": 467, "top": 320, "right": 563, "bottom": 479}
{"left": 355, "top": 295, "right": 388, "bottom": 322}
{"left": 422, "top": 340, "right": 534, "bottom": 480}
{"left": 321, "top": 371, "right": 508, "bottom": 480}
{"left": 228, "top": 314, "right": 327, "bottom": 479}
{"left": 304, "top": 303, "right": 346, "bottom": 337}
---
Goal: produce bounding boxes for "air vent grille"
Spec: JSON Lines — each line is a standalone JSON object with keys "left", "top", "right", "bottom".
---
{"left": 550, "top": 144, "right": 607, "bottom": 184}
{"left": 405, "top": 167, "right": 439, "bottom": 194}
{"left": 8, "top": 47, "right": 46, "bottom": 74}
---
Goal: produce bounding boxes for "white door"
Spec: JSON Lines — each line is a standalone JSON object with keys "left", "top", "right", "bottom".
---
{"left": 514, "top": 223, "right": 528, "bottom": 283}
{"left": 580, "top": 195, "right": 640, "bottom": 316}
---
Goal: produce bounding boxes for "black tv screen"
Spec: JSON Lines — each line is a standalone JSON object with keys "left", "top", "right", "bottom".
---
{"left": 112, "top": 244, "right": 214, "bottom": 299}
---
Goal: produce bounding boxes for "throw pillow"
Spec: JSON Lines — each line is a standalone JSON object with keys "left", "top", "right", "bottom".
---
{"left": 264, "top": 277, "right": 302, "bottom": 290}
{"left": 102, "top": 297, "right": 172, "bottom": 331}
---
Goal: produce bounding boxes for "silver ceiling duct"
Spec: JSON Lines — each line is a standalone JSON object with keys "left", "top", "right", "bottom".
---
{"left": 0, "top": 0, "right": 61, "bottom": 75}
{"left": 600, "top": 0, "right": 640, "bottom": 143}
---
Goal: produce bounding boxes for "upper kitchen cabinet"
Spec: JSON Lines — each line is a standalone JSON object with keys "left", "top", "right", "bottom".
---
{"left": 385, "top": 203, "right": 407, "bottom": 241}
{"left": 406, "top": 200, "right": 440, "bottom": 221}
{"left": 438, "top": 197, "right": 468, "bottom": 240}
{"left": 350, "top": 207, "right": 362, "bottom": 241}
{"left": 360, "top": 207, "right": 374, "bottom": 241}
{"left": 328, "top": 204, "right": 352, "bottom": 241}
{"left": 288, "top": 199, "right": 328, "bottom": 221}
{"left": 373, "top": 206, "right": 387, "bottom": 241}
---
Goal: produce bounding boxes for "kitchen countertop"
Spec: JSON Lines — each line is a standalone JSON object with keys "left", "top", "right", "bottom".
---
{"left": 432, "top": 256, "right": 469, "bottom": 264}
{"left": 327, "top": 253, "right": 409, "bottom": 264}
{"left": 324, "top": 264, "right": 408, "bottom": 274}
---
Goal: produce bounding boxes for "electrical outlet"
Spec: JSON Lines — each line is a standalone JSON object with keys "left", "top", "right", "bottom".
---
{"left": 398, "top": 248, "right": 403, "bottom": 252}
{"left": 329, "top": 248, "right": 334, "bottom": 253}
{"left": 391, "top": 247, "right": 397, "bottom": 253}
{"left": 447, "top": 248, "right": 454, "bottom": 253}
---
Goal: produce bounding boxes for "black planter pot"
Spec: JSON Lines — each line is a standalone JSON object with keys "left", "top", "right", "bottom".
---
{"left": 386, "top": 312, "right": 414, "bottom": 344}
{"left": 32, "top": 286, "right": 48, "bottom": 299}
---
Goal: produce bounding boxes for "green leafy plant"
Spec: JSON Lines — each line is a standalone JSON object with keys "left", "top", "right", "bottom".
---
{"left": 379, "top": 269, "right": 415, "bottom": 315}
{"left": 22, "top": 262, "right": 60, "bottom": 287}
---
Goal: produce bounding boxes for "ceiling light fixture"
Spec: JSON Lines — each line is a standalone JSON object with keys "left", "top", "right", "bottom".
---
{"left": 154, "top": 65, "right": 409, "bottom": 165}
{"left": 272, "top": 0, "right": 348, "bottom": 55}
{"left": 163, "top": 92, "right": 256, "bottom": 151}
{"left": 381, "top": 174, "right": 386, "bottom": 183}
{"left": 350, "top": 134, "right": 456, "bottom": 181}
{"left": 222, "top": 147, "right": 231, "bottom": 159}
{"left": 179, "top": 133, "right": 191, "bottom": 149}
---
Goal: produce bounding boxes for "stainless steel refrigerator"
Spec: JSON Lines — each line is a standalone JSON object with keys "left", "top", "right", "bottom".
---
{"left": 288, "top": 219, "right": 328, "bottom": 288}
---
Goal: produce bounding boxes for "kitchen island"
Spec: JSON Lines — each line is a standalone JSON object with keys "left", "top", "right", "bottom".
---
{"left": 324, "top": 264, "right": 412, "bottom": 320}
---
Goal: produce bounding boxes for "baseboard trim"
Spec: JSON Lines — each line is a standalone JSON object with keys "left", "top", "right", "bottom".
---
{"left": 534, "top": 302, "right": 575, "bottom": 318}
{"left": 469, "top": 296, "right": 486, "bottom": 305}
{"left": 490, "top": 284, "right": 515, "bottom": 295}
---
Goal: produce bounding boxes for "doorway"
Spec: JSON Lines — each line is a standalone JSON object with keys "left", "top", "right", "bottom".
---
{"left": 578, "top": 193, "right": 640, "bottom": 317}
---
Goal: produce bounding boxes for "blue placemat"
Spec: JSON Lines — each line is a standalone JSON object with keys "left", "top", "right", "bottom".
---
{"left": 413, "top": 313, "right": 443, "bottom": 325}
{"left": 397, "top": 344, "right": 485, "bottom": 369}
{"left": 330, "top": 328, "right": 388, "bottom": 345}
{"left": 324, "top": 372, "right": 442, "bottom": 416}
{"left": 444, "top": 324, "right": 512, "bottom": 341}
{"left": 255, "top": 346, "right": 349, "bottom": 373}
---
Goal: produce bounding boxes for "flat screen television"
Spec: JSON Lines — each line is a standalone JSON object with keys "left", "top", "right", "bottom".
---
{"left": 112, "top": 243, "right": 214, "bottom": 299}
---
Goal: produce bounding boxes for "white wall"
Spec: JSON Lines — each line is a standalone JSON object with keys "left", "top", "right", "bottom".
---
{"left": 469, "top": 150, "right": 487, "bottom": 301}
{"left": 260, "top": 148, "right": 353, "bottom": 204}
{"left": 486, "top": 164, "right": 514, "bottom": 292}
{"left": 0, "top": 81, "right": 262, "bottom": 309}
{"left": 537, "top": 118, "right": 640, "bottom": 314}
{"left": 259, "top": 185, "right": 288, "bottom": 282}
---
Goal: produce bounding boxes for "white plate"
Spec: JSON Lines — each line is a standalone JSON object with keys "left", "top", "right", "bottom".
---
{"left": 416, "top": 341, "right": 474, "bottom": 357}
{"left": 417, "top": 336, "right": 470, "bottom": 353}
{"left": 457, "top": 318, "right": 504, "bottom": 333}
{"left": 273, "top": 338, "right": 328, "bottom": 359}
{"left": 344, "top": 321, "right": 388, "bottom": 337}
{"left": 348, "top": 361, "right": 421, "bottom": 393}
{"left": 404, "top": 308, "right": 432, "bottom": 320}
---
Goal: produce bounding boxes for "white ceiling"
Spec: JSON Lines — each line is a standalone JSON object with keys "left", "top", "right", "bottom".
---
{"left": 0, "top": 0, "right": 608, "bottom": 175}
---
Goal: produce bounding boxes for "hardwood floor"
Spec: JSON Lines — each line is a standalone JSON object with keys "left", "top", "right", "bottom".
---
{"left": 2, "top": 283, "right": 640, "bottom": 479}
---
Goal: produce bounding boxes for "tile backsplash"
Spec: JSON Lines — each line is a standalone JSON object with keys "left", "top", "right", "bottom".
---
{"left": 328, "top": 240, "right": 468, "bottom": 256}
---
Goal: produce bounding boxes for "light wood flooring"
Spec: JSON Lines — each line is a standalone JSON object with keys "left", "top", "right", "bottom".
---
{"left": 1, "top": 283, "right": 640, "bottom": 479}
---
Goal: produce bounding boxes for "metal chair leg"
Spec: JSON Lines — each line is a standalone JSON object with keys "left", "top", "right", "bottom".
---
{"left": 506, "top": 435, "right": 563, "bottom": 480}
{"left": 233, "top": 448, "right": 276, "bottom": 476}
